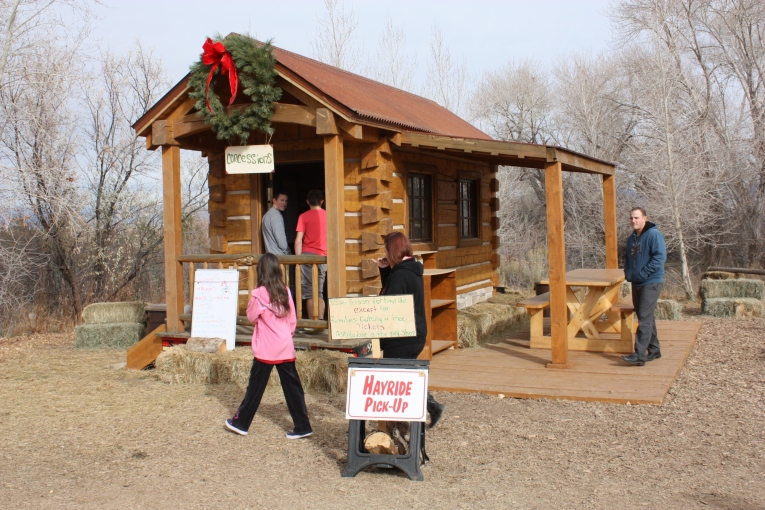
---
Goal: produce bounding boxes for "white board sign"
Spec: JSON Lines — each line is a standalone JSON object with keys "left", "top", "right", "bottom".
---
{"left": 345, "top": 367, "right": 428, "bottom": 422}
{"left": 328, "top": 295, "right": 416, "bottom": 340}
{"left": 190, "top": 269, "right": 240, "bottom": 350}
{"left": 225, "top": 145, "right": 274, "bottom": 174}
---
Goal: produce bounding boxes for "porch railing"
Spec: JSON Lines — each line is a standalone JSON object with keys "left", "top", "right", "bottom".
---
{"left": 177, "top": 253, "right": 328, "bottom": 330}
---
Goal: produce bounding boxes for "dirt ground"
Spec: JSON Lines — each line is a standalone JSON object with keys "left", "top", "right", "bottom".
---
{"left": 1, "top": 313, "right": 763, "bottom": 509}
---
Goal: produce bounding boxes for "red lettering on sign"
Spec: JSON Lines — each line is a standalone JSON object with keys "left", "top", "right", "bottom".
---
{"left": 364, "top": 397, "right": 373, "bottom": 412}
{"left": 363, "top": 375, "right": 374, "bottom": 395}
{"left": 406, "top": 381, "right": 412, "bottom": 396}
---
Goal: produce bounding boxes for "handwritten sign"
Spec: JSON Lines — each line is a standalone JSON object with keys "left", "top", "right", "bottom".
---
{"left": 225, "top": 145, "right": 274, "bottom": 174}
{"left": 345, "top": 368, "right": 428, "bottom": 421}
{"left": 190, "top": 269, "right": 240, "bottom": 350}
{"left": 328, "top": 295, "right": 416, "bottom": 340}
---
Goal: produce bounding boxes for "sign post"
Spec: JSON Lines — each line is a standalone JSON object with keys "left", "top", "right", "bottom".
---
{"left": 329, "top": 296, "right": 428, "bottom": 481}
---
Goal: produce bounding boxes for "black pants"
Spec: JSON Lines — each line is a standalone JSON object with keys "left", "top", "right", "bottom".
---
{"left": 632, "top": 282, "right": 663, "bottom": 360}
{"left": 231, "top": 359, "right": 312, "bottom": 434}
{"left": 381, "top": 342, "right": 424, "bottom": 360}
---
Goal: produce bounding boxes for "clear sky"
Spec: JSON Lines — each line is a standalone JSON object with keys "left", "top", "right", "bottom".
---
{"left": 89, "top": 0, "right": 613, "bottom": 85}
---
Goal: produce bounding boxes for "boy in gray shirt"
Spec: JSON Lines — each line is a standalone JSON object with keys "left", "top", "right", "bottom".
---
{"left": 262, "top": 192, "right": 290, "bottom": 255}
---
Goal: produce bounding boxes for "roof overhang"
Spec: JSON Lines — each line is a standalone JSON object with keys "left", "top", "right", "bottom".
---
{"left": 391, "top": 132, "right": 616, "bottom": 175}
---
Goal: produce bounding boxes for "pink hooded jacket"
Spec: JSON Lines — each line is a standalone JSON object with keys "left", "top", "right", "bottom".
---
{"left": 246, "top": 286, "right": 297, "bottom": 363}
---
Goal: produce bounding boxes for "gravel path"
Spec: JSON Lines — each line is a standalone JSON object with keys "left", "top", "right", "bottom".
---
{"left": 0, "top": 315, "right": 763, "bottom": 509}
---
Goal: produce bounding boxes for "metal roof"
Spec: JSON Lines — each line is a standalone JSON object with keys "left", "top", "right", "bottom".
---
{"left": 270, "top": 46, "right": 491, "bottom": 140}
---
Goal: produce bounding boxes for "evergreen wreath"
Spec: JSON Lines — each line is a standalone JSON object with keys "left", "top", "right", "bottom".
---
{"left": 188, "top": 34, "right": 282, "bottom": 145}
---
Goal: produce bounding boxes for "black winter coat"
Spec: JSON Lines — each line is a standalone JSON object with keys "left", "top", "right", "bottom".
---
{"left": 379, "top": 258, "right": 427, "bottom": 353}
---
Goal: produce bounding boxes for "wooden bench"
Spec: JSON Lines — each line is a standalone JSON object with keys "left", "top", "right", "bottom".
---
{"left": 518, "top": 292, "right": 550, "bottom": 345}
{"left": 610, "top": 294, "right": 636, "bottom": 345}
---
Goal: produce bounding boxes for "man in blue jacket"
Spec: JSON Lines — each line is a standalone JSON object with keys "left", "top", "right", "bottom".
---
{"left": 621, "top": 207, "right": 667, "bottom": 366}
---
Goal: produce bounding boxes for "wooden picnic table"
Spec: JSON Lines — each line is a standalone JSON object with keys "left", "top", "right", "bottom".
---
{"left": 527, "top": 268, "right": 633, "bottom": 353}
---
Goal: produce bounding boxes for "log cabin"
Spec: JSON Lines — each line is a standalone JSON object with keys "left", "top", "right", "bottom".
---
{"left": 132, "top": 37, "right": 616, "bottom": 365}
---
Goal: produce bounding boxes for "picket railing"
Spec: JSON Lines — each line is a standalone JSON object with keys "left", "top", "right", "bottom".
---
{"left": 177, "top": 253, "right": 328, "bottom": 330}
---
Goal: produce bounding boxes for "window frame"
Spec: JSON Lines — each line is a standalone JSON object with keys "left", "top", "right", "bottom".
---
{"left": 458, "top": 170, "right": 482, "bottom": 248}
{"left": 404, "top": 162, "right": 437, "bottom": 251}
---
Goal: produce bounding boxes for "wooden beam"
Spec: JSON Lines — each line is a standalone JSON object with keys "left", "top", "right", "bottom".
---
{"left": 162, "top": 146, "right": 184, "bottom": 333}
{"left": 152, "top": 120, "right": 178, "bottom": 147}
{"left": 602, "top": 174, "right": 619, "bottom": 269}
{"left": 324, "top": 132, "right": 346, "bottom": 298}
{"left": 316, "top": 108, "right": 338, "bottom": 135}
{"left": 544, "top": 161, "right": 571, "bottom": 369}
{"left": 250, "top": 174, "right": 262, "bottom": 254}
{"left": 173, "top": 103, "right": 317, "bottom": 139}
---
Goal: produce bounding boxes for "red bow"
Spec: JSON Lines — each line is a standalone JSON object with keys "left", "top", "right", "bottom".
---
{"left": 202, "top": 38, "right": 238, "bottom": 113}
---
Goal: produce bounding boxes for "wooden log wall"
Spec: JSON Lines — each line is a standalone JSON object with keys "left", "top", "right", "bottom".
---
{"left": 348, "top": 143, "right": 499, "bottom": 299}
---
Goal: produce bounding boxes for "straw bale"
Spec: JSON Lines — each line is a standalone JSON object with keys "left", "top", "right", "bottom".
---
{"left": 456, "top": 295, "right": 527, "bottom": 349}
{"left": 701, "top": 298, "right": 764, "bottom": 318}
{"left": 457, "top": 311, "right": 481, "bottom": 349}
{"left": 655, "top": 299, "right": 682, "bottom": 321}
{"left": 155, "top": 347, "right": 349, "bottom": 394}
{"left": 75, "top": 322, "right": 145, "bottom": 349}
{"left": 81, "top": 301, "right": 146, "bottom": 325}
{"left": 701, "top": 271, "right": 737, "bottom": 280}
{"left": 700, "top": 279, "right": 764, "bottom": 300}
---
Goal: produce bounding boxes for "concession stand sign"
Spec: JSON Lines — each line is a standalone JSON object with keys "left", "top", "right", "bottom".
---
{"left": 225, "top": 144, "right": 274, "bottom": 174}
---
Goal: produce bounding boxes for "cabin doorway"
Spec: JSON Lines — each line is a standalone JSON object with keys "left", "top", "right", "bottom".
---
{"left": 261, "top": 161, "right": 325, "bottom": 254}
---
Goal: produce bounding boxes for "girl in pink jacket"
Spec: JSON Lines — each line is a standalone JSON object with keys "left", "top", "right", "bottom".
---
{"left": 225, "top": 253, "right": 313, "bottom": 439}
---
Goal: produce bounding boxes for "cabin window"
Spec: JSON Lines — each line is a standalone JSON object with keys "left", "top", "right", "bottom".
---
{"left": 459, "top": 178, "right": 478, "bottom": 238}
{"left": 408, "top": 173, "right": 432, "bottom": 242}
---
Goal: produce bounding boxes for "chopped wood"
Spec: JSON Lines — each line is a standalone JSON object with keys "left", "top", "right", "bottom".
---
{"left": 364, "top": 432, "right": 398, "bottom": 455}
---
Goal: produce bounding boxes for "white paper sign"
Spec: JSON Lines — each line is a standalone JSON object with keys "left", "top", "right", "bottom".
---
{"left": 190, "top": 269, "right": 240, "bottom": 350}
{"left": 345, "top": 367, "right": 428, "bottom": 421}
{"left": 225, "top": 145, "right": 274, "bottom": 174}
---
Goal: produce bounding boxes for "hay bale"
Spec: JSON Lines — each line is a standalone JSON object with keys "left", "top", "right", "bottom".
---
{"left": 700, "top": 279, "right": 764, "bottom": 300}
{"left": 155, "top": 347, "right": 349, "bottom": 394}
{"left": 701, "top": 271, "right": 737, "bottom": 280}
{"left": 82, "top": 301, "right": 146, "bottom": 325}
{"left": 455, "top": 294, "right": 528, "bottom": 349}
{"left": 655, "top": 299, "right": 682, "bottom": 320}
{"left": 701, "top": 298, "right": 764, "bottom": 318}
{"left": 295, "top": 350, "right": 349, "bottom": 394}
{"left": 75, "top": 322, "right": 145, "bottom": 348}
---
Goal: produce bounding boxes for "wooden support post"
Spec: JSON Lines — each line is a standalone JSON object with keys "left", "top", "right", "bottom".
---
{"left": 324, "top": 132, "right": 346, "bottom": 299}
{"left": 162, "top": 145, "right": 184, "bottom": 333}
{"left": 544, "top": 161, "right": 571, "bottom": 368}
{"left": 250, "top": 174, "right": 262, "bottom": 254}
{"left": 603, "top": 174, "right": 618, "bottom": 269}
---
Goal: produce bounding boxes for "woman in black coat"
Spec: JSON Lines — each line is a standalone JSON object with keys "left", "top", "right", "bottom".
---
{"left": 374, "top": 232, "right": 445, "bottom": 428}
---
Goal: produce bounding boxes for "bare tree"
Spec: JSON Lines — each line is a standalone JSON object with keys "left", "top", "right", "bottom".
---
{"left": 309, "top": 0, "right": 361, "bottom": 72}
{"left": 424, "top": 26, "right": 469, "bottom": 116}
{"left": 469, "top": 59, "right": 554, "bottom": 144}
{"left": 367, "top": 15, "right": 417, "bottom": 91}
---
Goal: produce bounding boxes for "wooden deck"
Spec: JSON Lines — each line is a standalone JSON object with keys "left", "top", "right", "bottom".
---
{"left": 429, "top": 320, "right": 702, "bottom": 404}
